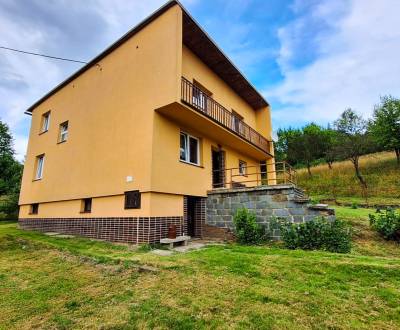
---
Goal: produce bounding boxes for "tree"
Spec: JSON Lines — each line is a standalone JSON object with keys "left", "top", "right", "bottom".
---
{"left": 0, "top": 121, "right": 14, "bottom": 156}
{"left": 369, "top": 95, "right": 400, "bottom": 166}
{"left": 275, "top": 127, "right": 299, "bottom": 162}
{"left": 0, "top": 120, "right": 23, "bottom": 219}
{"left": 275, "top": 124, "right": 327, "bottom": 176}
{"left": 285, "top": 124, "right": 327, "bottom": 177}
{"left": 322, "top": 127, "right": 338, "bottom": 169}
{"left": 333, "top": 109, "right": 373, "bottom": 188}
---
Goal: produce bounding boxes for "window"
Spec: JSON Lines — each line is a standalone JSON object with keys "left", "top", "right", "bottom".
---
{"left": 180, "top": 132, "right": 200, "bottom": 165}
{"left": 41, "top": 111, "right": 50, "bottom": 133}
{"left": 81, "top": 198, "right": 92, "bottom": 213}
{"left": 125, "top": 190, "right": 141, "bottom": 209}
{"left": 59, "top": 121, "right": 69, "bottom": 143}
{"left": 232, "top": 110, "right": 243, "bottom": 135}
{"left": 35, "top": 154, "right": 45, "bottom": 180}
{"left": 239, "top": 160, "right": 247, "bottom": 176}
{"left": 193, "top": 85, "right": 206, "bottom": 110}
{"left": 30, "top": 203, "right": 39, "bottom": 214}
{"left": 192, "top": 80, "right": 211, "bottom": 112}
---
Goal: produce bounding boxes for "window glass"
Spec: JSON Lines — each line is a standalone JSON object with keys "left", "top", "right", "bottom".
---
{"left": 180, "top": 132, "right": 200, "bottom": 165}
{"left": 189, "top": 137, "right": 198, "bottom": 164}
{"left": 125, "top": 190, "right": 141, "bottom": 209}
{"left": 59, "top": 121, "right": 68, "bottom": 142}
{"left": 180, "top": 133, "right": 187, "bottom": 161}
{"left": 83, "top": 198, "right": 92, "bottom": 213}
{"left": 30, "top": 203, "right": 39, "bottom": 214}
{"left": 239, "top": 160, "right": 247, "bottom": 175}
{"left": 36, "top": 155, "right": 44, "bottom": 179}
{"left": 41, "top": 112, "right": 50, "bottom": 132}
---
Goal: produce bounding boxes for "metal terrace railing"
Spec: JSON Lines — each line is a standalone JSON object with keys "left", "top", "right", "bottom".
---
{"left": 181, "top": 77, "right": 271, "bottom": 154}
{"left": 212, "top": 161, "right": 297, "bottom": 189}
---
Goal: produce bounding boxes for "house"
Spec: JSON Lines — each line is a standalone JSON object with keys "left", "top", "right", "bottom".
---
{"left": 19, "top": 1, "right": 321, "bottom": 244}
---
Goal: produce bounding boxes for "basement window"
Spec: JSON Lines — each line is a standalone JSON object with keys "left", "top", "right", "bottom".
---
{"left": 125, "top": 190, "right": 141, "bottom": 209}
{"left": 81, "top": 198, "right": 92, "bottom": 213}
{"left": 30, "top": 203, "right": 39, "bottom": 215}
{"left": 180, "top": 132, "right": 200, "bottom": 166}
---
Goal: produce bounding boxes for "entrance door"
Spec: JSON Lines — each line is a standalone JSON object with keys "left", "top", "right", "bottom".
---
{"left": 212, "top": 148, "right": 225, "bottom": 188}
{"left": 187, "top": 196, "right": 196, "bottom": 237}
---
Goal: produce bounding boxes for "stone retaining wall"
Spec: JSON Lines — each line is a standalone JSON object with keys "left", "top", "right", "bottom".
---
{"left": 206, "top": 185, "right": 335, "bottom": 239}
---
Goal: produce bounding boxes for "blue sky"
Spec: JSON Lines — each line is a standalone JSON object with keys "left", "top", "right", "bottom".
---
{"left": 1, "top": 0, "right": 400, "bottom": 160}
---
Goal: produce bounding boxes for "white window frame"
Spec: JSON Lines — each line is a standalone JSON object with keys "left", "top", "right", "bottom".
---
{"left": 41, "top": 111, "right": 50, "bottom": 133}
{"left": 180, "top": 132, "right": 200, "bottom": 166}
{"left": 59, "top": 121, "right": 68, "bottom": 142}
{"left": 35, "top": 154, "right": 45, "bottom": 180}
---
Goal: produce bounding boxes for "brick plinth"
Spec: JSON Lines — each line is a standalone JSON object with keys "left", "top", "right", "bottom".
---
{"left": 19, "top": 217, "right": 183, "bottom": 244}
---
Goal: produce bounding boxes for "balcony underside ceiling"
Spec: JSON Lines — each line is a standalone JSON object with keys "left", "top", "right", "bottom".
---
{"left": 156, "top": 102, "right": 271, "bottom": 161}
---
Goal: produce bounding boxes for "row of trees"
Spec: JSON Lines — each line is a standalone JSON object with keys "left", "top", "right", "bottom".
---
{"left": 275, "top": 95, "right": 400, "bottom": 188}
{"left": 0, "top": 120, "right": 23, "bottom": 219}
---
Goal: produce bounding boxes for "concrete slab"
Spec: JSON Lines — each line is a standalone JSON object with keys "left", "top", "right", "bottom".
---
{"left": 151, "top": 249, "right": 174, "bottom": 256}
{"left": 55, "top": 234, "right": 75, "bottom": 238}
{"left": 44, "top": 232, "right": 59, "bottom": 236}
{"left": 173, "top": 242, "right": 207, "bottom": 253}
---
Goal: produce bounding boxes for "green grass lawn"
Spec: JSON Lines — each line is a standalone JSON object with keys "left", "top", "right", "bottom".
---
{"left": 1, "top": 209, "right": 400, "bottom": 329}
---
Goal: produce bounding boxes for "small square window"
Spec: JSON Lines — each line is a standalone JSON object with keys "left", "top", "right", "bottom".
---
{"left": 41, "top": 111, "right": 50, "bottom": 133}
{"left": 81, "top": 198, "right": 92, "bottom": 213}
{"left": 239, "top": 160, "right": 247, "bottom": 176}
{"left": 59, "top": 121, "right": 69, "bottom": 143}
{"left": 30, "top": 203, "right": 39, "bottom": 214}
{"left": 35, "top": 154, "right": 45, "bottom": 180}
{"left": 124, "top": 190, "right": 141, "bottom": 209}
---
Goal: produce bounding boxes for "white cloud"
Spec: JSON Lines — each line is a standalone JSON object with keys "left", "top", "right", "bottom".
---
{"left": 0, "top": 0, "right": 168, "bottom": 161}
{"left": 267, "top": 0, "right": 400, "bottom": 128}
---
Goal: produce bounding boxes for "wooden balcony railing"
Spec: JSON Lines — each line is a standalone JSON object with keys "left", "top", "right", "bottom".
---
{"left": 212, "top": 161, "right": 297, "bottom": 189}
{"left": 181, "top": 77, "right": 271, "bottom": 154}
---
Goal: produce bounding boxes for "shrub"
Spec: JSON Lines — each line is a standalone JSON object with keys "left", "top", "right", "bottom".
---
{"left": 369, "top": 209, "right": 400, "bottom": 241}
{"left": 233, "top": 208, "right": 266, "bottom": 245}
{"left": 351, "top": 202, "right": 359, "bottom": 209}
{"left": 279, "top": 217, "right": 352, "bottom": 253}
{"left": 0, "top": 193, "right": 19, "bottom": 220}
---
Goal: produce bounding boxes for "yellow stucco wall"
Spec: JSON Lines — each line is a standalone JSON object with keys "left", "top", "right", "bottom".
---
{"left": 19, "top": 4, "right": 273, "bottom": 219}
{"left": 151, "top": 112, "right": 262, "bottom": 197}
{"left": 19, "top": 5, "right": 182, "bottom": 213}
{"left": 19, "top": 192, "right": 184, "bottom": 218}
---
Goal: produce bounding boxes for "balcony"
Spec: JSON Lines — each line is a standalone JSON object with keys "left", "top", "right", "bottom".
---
{"left": 180, "top": 77, "right": 271, "bottom": 154}
{"left": 212, "top": 161, "right": 296, "bottom": 189}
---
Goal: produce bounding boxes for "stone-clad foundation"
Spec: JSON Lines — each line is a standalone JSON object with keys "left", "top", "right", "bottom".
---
{"left": 205, "top": 184, "right": 335, "bottom": 240}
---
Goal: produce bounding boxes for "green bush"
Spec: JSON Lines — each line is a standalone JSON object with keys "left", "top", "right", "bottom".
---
{"left": 233, "top": 208, "right": 266, "bottom": 245}
{"left": 279, "top": 217, "right": 352, "bottom": 253}
{"left": 0, "top": 193, "right": 19, "bottom": 220}
{"left": 369, "top": 209, "right": 400, "bottom": 241}
{"left": 351, "top": 202, "right": 359, "bottom": 209}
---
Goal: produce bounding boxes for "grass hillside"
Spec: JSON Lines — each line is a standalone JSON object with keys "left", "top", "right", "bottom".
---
{"left": 297, "top": 151, "right": 400, "bottom": 206}
{"left": 1, "top": 207, "right": 400, "bottom": 329}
